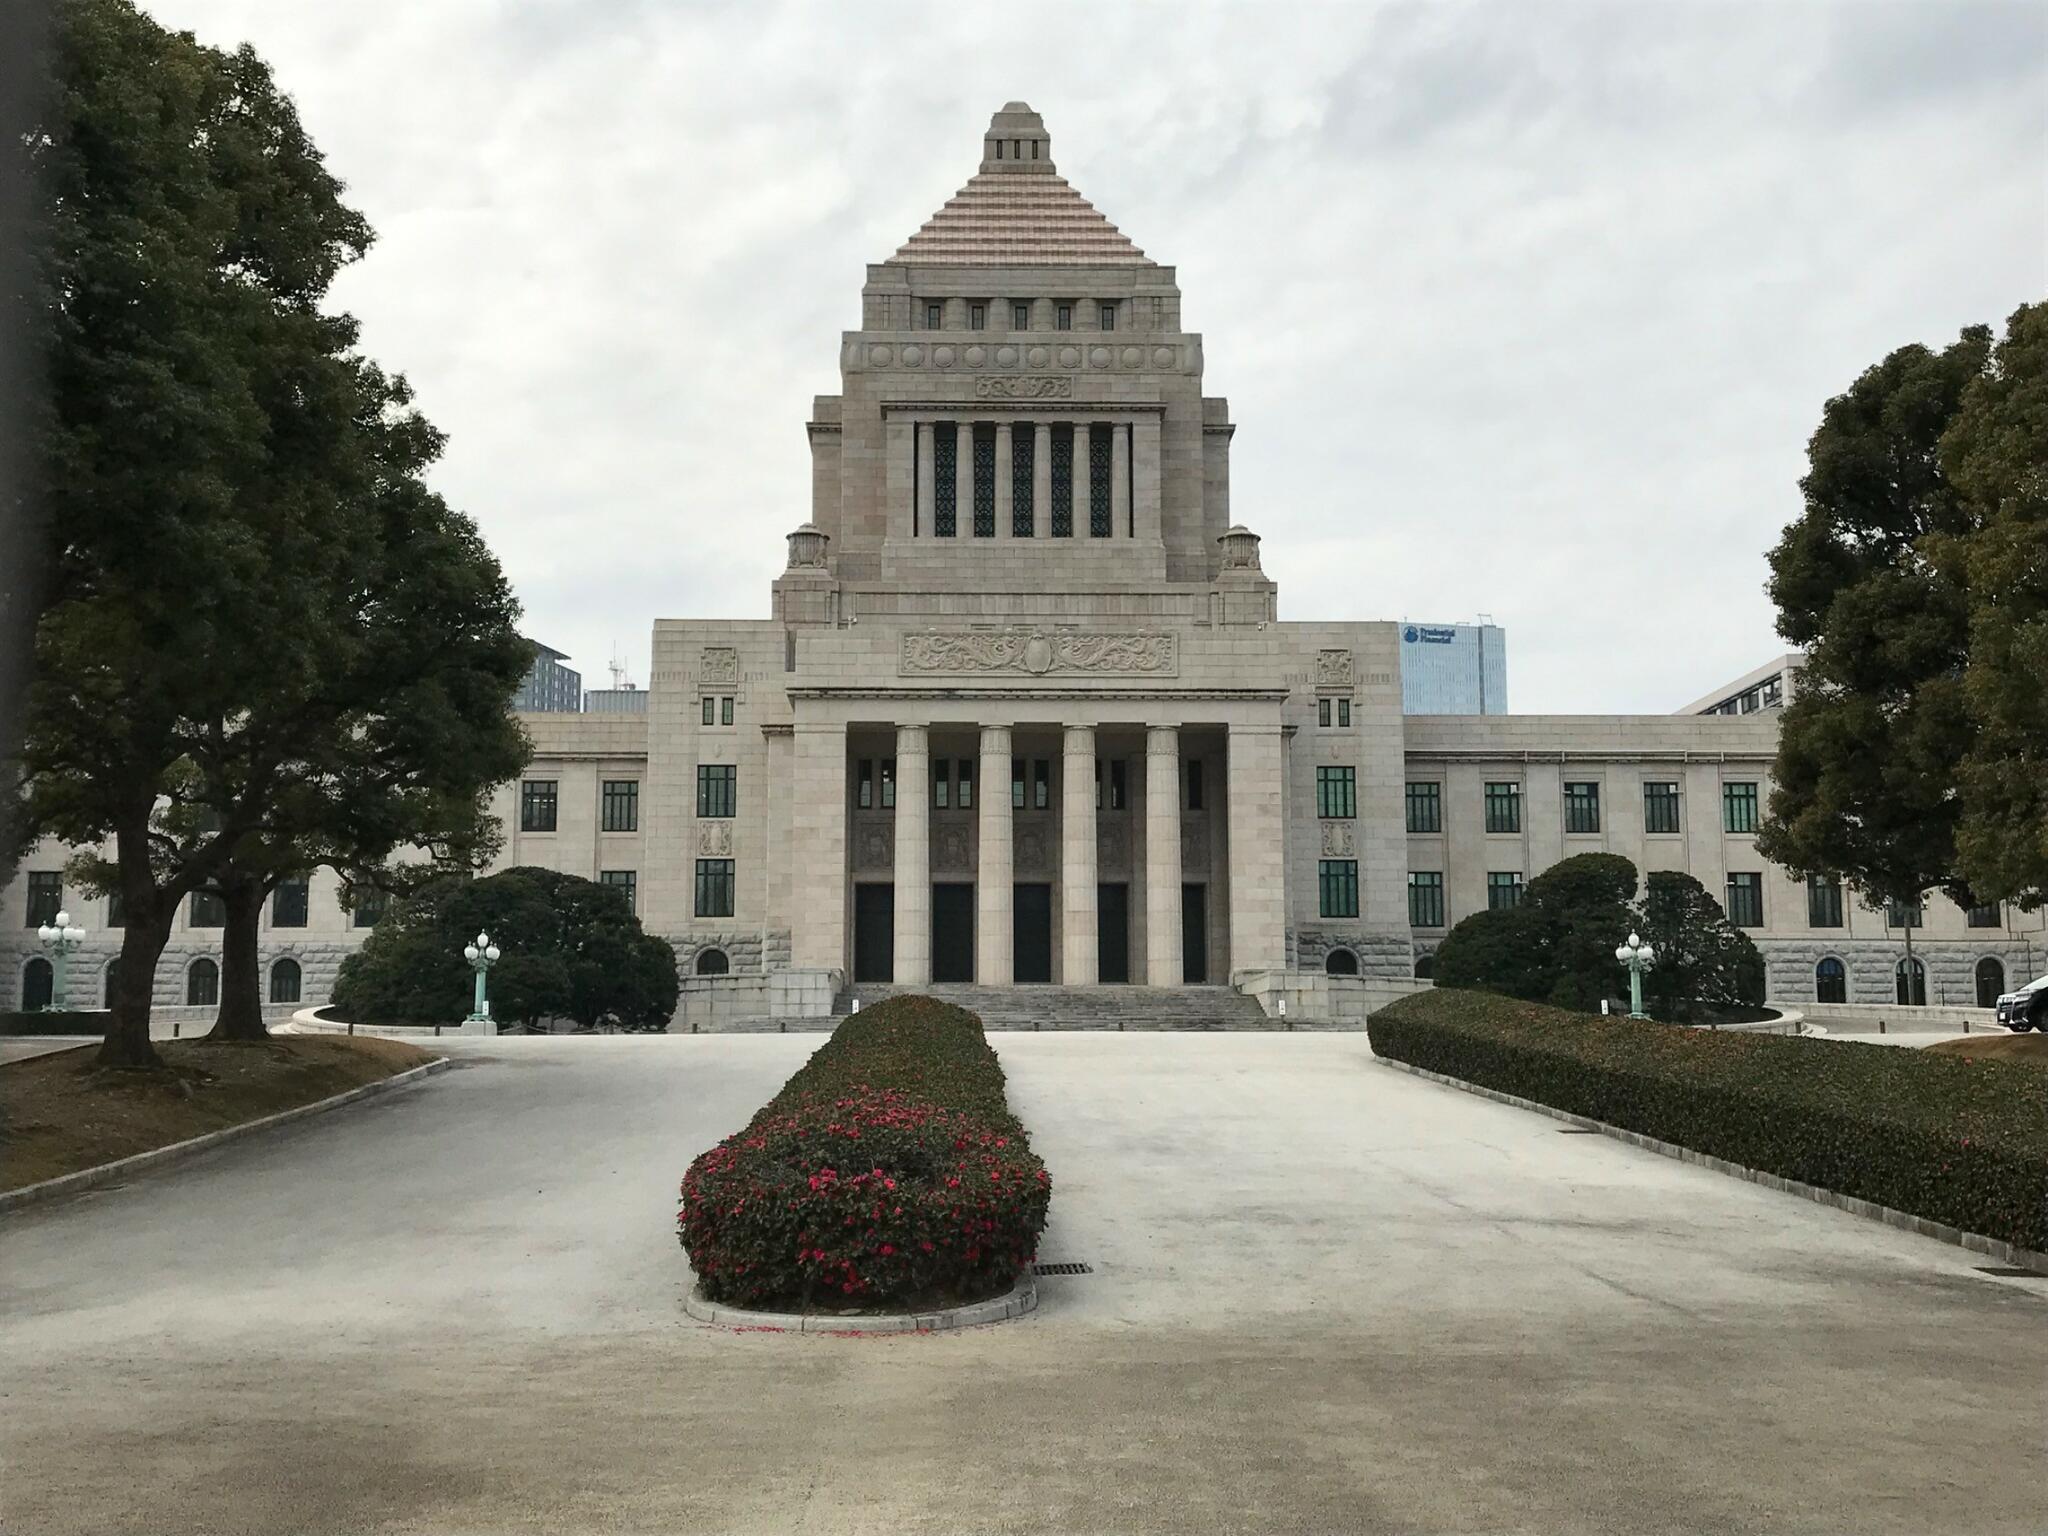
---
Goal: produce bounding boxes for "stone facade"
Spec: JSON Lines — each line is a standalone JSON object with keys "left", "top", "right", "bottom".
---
{"left": 3, "top": 102, "right": 2040, "bottom": 1021}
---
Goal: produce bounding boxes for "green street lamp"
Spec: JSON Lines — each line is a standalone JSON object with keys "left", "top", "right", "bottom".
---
{"left": 1614, "top": 930, "right": 1656, "bottom": 1021}
{"left": 36, "top": 911, "right": 86, "bottom": 1012}
{"left": 463, "top": 931, "right": 501, "bottom": 1025}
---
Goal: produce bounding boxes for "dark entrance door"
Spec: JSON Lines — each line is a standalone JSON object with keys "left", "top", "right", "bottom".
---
{"left": 852, "top": 883, "right": 894, "bottom": 983}
{"left": 1181, "top": 883, "right": 1207, "bottom": 984}
{"left": 932, "top": 883, "right": 975, "bottom": 983}
{"left": 1098, "top": 882, "right": 1130, "bottom": 984}
{"left": 1014, "top": 883, "right": 1053, "bottom": 983}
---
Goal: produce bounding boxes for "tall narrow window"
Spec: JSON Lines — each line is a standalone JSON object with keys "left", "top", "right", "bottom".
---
{"left": 191, "top": 890, "right": 226, "bottom": 926}
{"left": 925, "top": 301, "right": 943, "bottom": 329}
{"left": 934, "top": 422, "right": 958, "bottom": 537}
{"left": 1012, "top": 301, "right": 1030, "bottom": 330}
{"left": 1644, "top": 781, "right": 1680, "bottom": 834}
{"left": 1187, "top": 760, "right": 1204, "bottom": 811}
{"left": 602, "top": 779, "right": 639, "bottom": 832}
{"left": 1563, "top": 782, "right": 1601, "bottom": 834}
{"left": 1050, "top": 424, "right": 1074, "bottom": 536}
{"left": 880, "top": 758, "right": 896, "bottom": 810}
{"left": 1407, "top": 871, "right": 1444, "bottom": 927}
{"left": 1319, "top": 860, "right": 1359, "bottom": 918}
{"left": 1088, "top": 424, "right": 1113, "bottom": 536}
{"left": 1109, "top": 759, "right": 1127, "bottom": 810}
{"left": 1098, "top": 302, "right": 1117, "bottom": 331}
{"left": 520, "top": 779, "right": 558, "bottom": 832}
{"left": 721, "top": 696, "right": 734, "bottom": 726}
{"left": 1316, "top": 766, "right": 1356, "bottom": 819}
{"left": 1723, "top": 781, "right": 1760, "bottom": 833}
{"left": 859, "top": 760, "right": 874, "bottom": 810}
{"left": 1483, "top": 782, "right": 1521, "bottom": 834}
{"left": 695, "top": 859, "right": 735, "bottom": 918}
{"left": 1033, "top": 758, "right": 1050, "bottom": 809}
{"left": 271, "top": 877, "right": 309, "bottom": 928}
{"left": 969, "top": 302, "right": 986, "bottom": 331}
{"left": 1055, "top": 302, "right": 1072, "bottom": 331}
{"left": 1012, "top": 757, "right": 1026, "bottom": 809}
{"left": 25, "top": 871, "right": 60, "bottom": 927}
{"left": 1726, "top": 872, "right": 1764, "bottom": 928}
{"left": 187, "top": 958, "right": 219, "bottom": 1006}
{"left": 1406, "top": 782, "right": 1441, "bottom": 834}
{"left": 958, "top": 758, "right": 974, "bottom": 810}
{"left": 269, "top": 958, "right": 302, "bottom": 1004}
{"left": 1338, "top": 698, "right": 1351, "bottom": 727}
{"left": 1318, "top": 699, "right": 1332, "bottom": 728}
{"left": 1808, "top": 874, "right": 1843, "bottom": 928}
{"left": 106, "top": 890, "right": 124, "bottom": 927}
{"left": 933, "top": 759, "right": 950, "bottom": 810}
{"left": 702, "top": 696, "right": 715, "bottom": 725}
{"left": 696, "top": 764, "right": 736, "bottom": 818}
{"left": 1815, "top": 957, "right": 1847, "bottom": 1003}
{"left": 1487, "top": 872, "right": 1523, "bottom": 910}
{"left": 972, "top": 424, "right": 996, "bottom": 537}
{"left": 1011, "top": 422, "right": 1034, "bottom": 536}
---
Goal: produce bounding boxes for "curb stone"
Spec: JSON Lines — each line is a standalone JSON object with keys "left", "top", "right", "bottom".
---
{"left": 0, "top": 1055, "right": 453, "bottom": 1215}
{"left": 683, "top": 1276, "right": 1038, "bottom": 1334}
{"left": 1373, "top": 1055, "right": 2048, "bottom": 1277}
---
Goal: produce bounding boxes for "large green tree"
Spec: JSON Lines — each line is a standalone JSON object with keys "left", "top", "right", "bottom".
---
{"left": 1633, "top": 871, "right": 1766, "bottom": 1023}
{"left": 1756, "top": 325, "right": 1994, "bottom": 952}
{"left": 1432, "top": 853, "right": 1638, "bottom": 1013}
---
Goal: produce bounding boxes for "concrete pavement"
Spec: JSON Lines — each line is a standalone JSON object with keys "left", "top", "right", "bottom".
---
{"left": 1, "top": 1033, "right": 2042, "bottom": 1534}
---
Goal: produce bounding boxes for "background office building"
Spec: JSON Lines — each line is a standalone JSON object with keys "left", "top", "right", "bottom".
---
{"left": 515, "top": 641, "right": 582, "bottom": 713}
{"left": 1399, "top": 621, "right": 1507, "bottom": 715}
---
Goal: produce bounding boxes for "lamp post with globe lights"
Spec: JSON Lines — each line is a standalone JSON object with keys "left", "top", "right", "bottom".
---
{"left": 1615, "top": 931, "right": 1656, "bottom": 1021}
{"left": 36, "top": 911, "right": 86, "bottom": 1012}
{"left": 463, "top": 932, "right": 501, "bottom": 1027}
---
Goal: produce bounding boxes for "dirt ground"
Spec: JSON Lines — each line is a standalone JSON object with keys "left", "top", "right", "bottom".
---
{"left": 0, "top": 1033, "right": 433, "bottom": 1191}
{"left": 1924, "top": 1032, "right": 2048, "bottom": 1063}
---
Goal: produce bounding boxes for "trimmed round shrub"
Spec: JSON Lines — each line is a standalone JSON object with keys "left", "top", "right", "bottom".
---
{"left": 678, "top": 996, "right": 1051, "bottom": 1309}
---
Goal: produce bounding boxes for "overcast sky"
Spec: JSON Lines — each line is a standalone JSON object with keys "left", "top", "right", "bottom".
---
{"left": 143, "top": 0, "right": 2045, "bottom": 712}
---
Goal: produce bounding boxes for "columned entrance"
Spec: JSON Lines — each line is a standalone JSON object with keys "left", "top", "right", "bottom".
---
{"left": 932, "top": 882, "right": 975, "bottom": 983}
{"left": 1014, "top": 883, "right": 1053, "bottom": 983}
{"left": 853, "top": 883, "right": 894, "bottom": 983}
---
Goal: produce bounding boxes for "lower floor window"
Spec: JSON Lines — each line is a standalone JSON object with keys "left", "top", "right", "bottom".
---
{"left": 269, "top": 957, "right": 301, "bottom": 1004}
{"left": 600, "top": 869, "right": 637, "bottom": 914}
{"left": 1487, "top": 872, "right": 1522, "bottom": 910}
{"left": 695, "top": 859, "right": 735, "bottom": 918}
{"left": 1318, "top": 859, "right": 1359, "bottom": 919}
{"left": 1815, "top": 957, "right": 1846, "bottom": 1004}
{"left": 1408, "top": 871, "right": 1444, "bottom": 928}
{"left": 1725, "top": 872, "right": 1764, "bottom": 928}
{"left": 187, "top": 958, "right": 219, "bottom": 1006}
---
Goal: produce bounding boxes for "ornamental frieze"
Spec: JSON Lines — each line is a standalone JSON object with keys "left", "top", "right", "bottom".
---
{"left": 697, "top": 821, "right": 734, "bottom": 857}
{"left": 974, "top": 374, "right": 1073, "bottom": 399}
{"left": 1315, "top": 649, "right": 1355, "bottom": 688}
{"left": 900, "top": 627, "right": 1177, "bottom": 678}
{"left": 699, "top": 647, "right": 740, "bottom": 684}
{"left": 1320, "top": 822, "right": 1356, "bottom": 857}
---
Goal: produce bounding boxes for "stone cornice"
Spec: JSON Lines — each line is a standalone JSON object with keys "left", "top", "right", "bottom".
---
{"left": 785, "top": 686, "right": 1290, "bottom": 703}
{"left": 1402, "top": 748, "right": 1775, "bottom": 765}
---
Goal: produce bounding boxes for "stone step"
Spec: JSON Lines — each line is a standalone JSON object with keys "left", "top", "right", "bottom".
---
{"left": 829, "top": 984, "right": 1274, "bottom": 1030}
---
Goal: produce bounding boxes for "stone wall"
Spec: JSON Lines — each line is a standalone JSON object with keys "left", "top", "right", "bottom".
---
{"left": 1760, "top": 937, "right": 2041, "bottom": 1009}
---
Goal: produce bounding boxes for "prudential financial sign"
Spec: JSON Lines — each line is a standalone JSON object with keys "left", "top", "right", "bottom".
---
{"left": 1403, "top": 626, "right": 1458, "bottom": 645}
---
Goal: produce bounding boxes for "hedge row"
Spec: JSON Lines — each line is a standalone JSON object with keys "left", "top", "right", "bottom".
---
{"left": 0, "top": 1011, "right": 107, "bottom": 1037}
{"left": 678, "top": 995, "right": 1052, "bottom": 1309}
{"left": 1369, "top": 988, "right": 2048, "bottom": 1254}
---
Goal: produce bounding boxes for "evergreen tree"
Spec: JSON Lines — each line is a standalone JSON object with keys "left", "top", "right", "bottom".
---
{"left": 1633, "top": 871, "right": 1766, "bottom": 1023}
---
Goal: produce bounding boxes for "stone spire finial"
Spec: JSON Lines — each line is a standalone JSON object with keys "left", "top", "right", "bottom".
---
{"left": 982, "top": 101, "right": 1055, "bottom": 175}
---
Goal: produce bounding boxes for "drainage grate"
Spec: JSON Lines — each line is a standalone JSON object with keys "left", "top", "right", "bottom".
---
{"left": 1977, "top": 1266, "right": 2047, "bottom": 1279}
{"left": 1557, "top": 1128, "right": 1601, "bottom": 1135}
{"left": 1033, "top": 1262, "right": 1093, "bottom": 1276}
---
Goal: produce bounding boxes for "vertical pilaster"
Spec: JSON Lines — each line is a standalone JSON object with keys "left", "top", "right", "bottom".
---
{"left": 1226, "top": 720, "right": 1286, "bottom": 977}
{"left": 1061, "top": 724, "right": 1099, "bottom": 983}
{"left": 893, "top": 723, "right": 931, "bottom": 985}
{"left": 1111, "top": 420, "right": 1131, "bottom": 538}
{"left": 977, "top": 724, "right": 1014, "bottom": 984}
{"left": 915, "top": 421, "right": 934, "bottom": 538}
{"left": 1145, "top": 724, "right": 1184, "bottom": 986}
{"left": 792, "top": 721, "right": 849, "bottom": 973}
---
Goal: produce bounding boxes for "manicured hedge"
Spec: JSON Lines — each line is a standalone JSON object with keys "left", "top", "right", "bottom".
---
{"left": 678, "top": 996, "right": 1052, "bottom": 1309}
{"left": 1370, "top": 988, "right": 2048, "bottom": 1254}
{"left": 0, "top": 1011, "right": 107, "bottom": 1037}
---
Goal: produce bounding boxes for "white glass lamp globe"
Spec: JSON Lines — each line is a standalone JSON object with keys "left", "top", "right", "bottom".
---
{"left": 485, "top": 945, "right": 500, "bottom": 962}
{"left": 463, "top": 944, "right": 479, "bottom": 962}
{"left": 1615, "top": 944, "right": 1631, "bottom": 962}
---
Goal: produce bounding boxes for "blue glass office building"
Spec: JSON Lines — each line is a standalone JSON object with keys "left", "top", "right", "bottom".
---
{"left": 1399, "top": 622, "right": 1507, "bottom": 714}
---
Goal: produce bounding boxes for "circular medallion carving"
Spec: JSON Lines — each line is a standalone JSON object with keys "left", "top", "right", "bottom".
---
{"left": 1121, "top": 346, "right": 1142, "bottom": 367}
{"left": 1153, "top": 345, "right": 1175, "bottom": 366}
{"left": 933, "top": 345, "right": 955, "bottom": 368}
{"left": 1088, "top": 346, "right": 1111, "bottom": 368}
{"left": 964, "top": 345, "right": 986, "bottom": 367}
{"left": 1028, "top": 345, "right": 1051, "bottom": 367}
{"left": 868, "top": 344, "right": 894, "bottom": 368}
{"left": 901, "top": 344, "right": 923, "bottom": 367}
{"left": 995, "top": 344, "right": 1018, "bottom": 366}
{"left": 1057, "top": 345, "right": 1081, "bottom": 369}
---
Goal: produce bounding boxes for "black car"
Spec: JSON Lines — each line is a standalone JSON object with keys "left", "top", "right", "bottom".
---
{"left": 1994, "top": 974, "right": 2048, "bottom": 1031}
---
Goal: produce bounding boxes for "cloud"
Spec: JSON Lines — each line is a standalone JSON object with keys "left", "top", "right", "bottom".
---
{"left": 143, "top": 0, "right": 2046, "bottom": 711}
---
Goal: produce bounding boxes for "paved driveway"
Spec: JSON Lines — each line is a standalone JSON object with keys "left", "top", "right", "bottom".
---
{"left": 2, "top": 1033, "right": 2042, "bottom": 1534}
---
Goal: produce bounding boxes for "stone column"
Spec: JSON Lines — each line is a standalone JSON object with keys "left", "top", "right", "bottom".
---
{"left": 1145, "top": 724, "right": 1184, "bottom": 986}
{"left": 954, "top": 419, "right": 975, "bottom": 536}
{"left": 1111, "top": 420, "right": 1131, "bottom": 539}
{"left": 1033, "top": 422, "right": 1052, "bottom": 539}
{"left": 1225, "top": 720, "right": 1286, "bottom": 977}
{"left": 993, "top": 421, "right": 1013, "bottom": 541}
{"left": 1061, "top": 724, "right": 1099, "bottom": 984}
{"left": 792, "top": 721, "right": 849, "bottom": 973}
{"left": 892, "top": 723, "right": 931, "bottom": 985}
{"left": 915, "top": 421, "right": 934, "bottom": 539}
{"left": 977, "top": 724, "right": 1014, "bottom": 984}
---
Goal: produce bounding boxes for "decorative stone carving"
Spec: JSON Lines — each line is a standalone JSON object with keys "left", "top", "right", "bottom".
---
{"left": 1016, "top": 826, "right": 1048, "bottom": 875}
{"left": 1217, "top": 525, "right": 1263, "bottom": 570}
{"left": 900, "top": 627, "right": 1177, "bottom": 677}
{"left": 934, "top": 823, "right": 971, "bottom": 872}
{"left": 853, "top": 821, "right": 892, "bottom": 871}
{"left": 975, "top": 374, "right": 1073, "bottom": 399}
{"left": 784, "top": 523, "right": 829, "bottom": 569}
{"left": 1180, "top": 821, "right": 1208, "bottom": 867}
{"left": 697, "top": 821, "right": 734, "bottom": 857}
{"left": 699, "top": 647, "right": 740, "bottom": 684}
{"left": 1315, "top": 649, "right": 1355, "bottom": 688}
{"left": 1097, "top": 823, "right": 1126, "bottom": 867}
{"left": 1320, "top": 822, "right": 1355, "bottom": 857}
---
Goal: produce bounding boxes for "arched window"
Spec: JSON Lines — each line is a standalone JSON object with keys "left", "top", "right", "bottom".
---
{"left": 1414, "top": 952, "right": 1435, "bottom": 981}
{"left": 104, "top": 957, "right": 123, "bottom": 1008}
{"left": 269, "top": 958, "right": 302, "bottom": 1004}
{"left": 22, "top": 957, "right": 53, "bottom": 1011}
{"left": 1814, "top": 957, "right": 1847, "bottom": 1004}
{"left": 1324, "top": 948, "right": 1359, "bottom": 977}
{"left": 1976, "top": 957, "right": 2006, "bottom": 1010}
{"left": 694, "top": 948, "right": 730, "bottom": 977}
{"left": 1895, "top": 956, "right": 1926, "bottom": 1007}
{"left": 187, "top": 958, "right": 219, "bottom": 1007}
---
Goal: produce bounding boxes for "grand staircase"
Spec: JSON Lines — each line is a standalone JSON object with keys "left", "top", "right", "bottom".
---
{"left": 828, "top": 984, "right": 1276, "bottom": 1032}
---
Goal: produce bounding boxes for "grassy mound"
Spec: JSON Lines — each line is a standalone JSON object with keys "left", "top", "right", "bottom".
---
{"left": 1370, "top": 987, "right": 2048, "bottom": 1254}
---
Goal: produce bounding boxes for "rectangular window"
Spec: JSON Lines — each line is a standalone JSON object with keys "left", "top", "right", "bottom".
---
{"left": 1319, "top": 859, "right": 1360, "bottom": 919}
{"left": 106, "top": 889, "right": 125, "bottom": 928}
{"left": 696, "top": 764, "right": 736, "bottom": 819}
{"left": 933, "top": 758, "right": 950, "bottom": 810}
{"left": 600, "top": 869, "right": 637, "bottom": 914}
{"left": 1487, "top": 871, "right": 1523, "bottom": 910}
{"left": 1098, "top": 302, "right": 1116, "bottom": 331}
{"left": 1318, "top": 698, "right": 1331, "bottom": 728}
{"left": 1187, "top": 760, "right": 1204, "bottom": 811}
{"left": 191, "top": 889, "right": 226, "bottom": 927}
{"left": 858, "top": 759, "right": 874, "bottom": 810}
{"left": 1011, "top": 422, "right": 1034, "bottom": 535}
{"left": 1723, "top": 781, "right": 1760, "bottom": 834}
{"left": 1049, "top": 424, "right": 1074, "bottom": 536}
{"left": 1033, "top": 758, "right": 1050, "bottom": 810}
{"left": 1408, "top": 871, "right": 1444, "bottom": 928}
{"left": 694, "top": 859, "right": 735, "bottom": 918}
{"left": 1110, "top": 759, "right": 1127, "bottom": 810}
{"left": 972, "top": 423, "right": 996, "bottom": 537}
{"left": 1726, "top": 872, "right": 1764, "bottom": 928}
{"left": 1563, "top": 782, "right": 1601, "bottom": 835}
{"left": 1338, "top": 698, "right": 1351, "bottom": 727}
{"left": 1316, "top": 766, "right": 1356, "bottom": 820}
{"left": 934, "top": 421, "right": 958, "bottom": 537}
{"left": 1056, "top": 302, "right": 1072, "bottom": 331}
{"left": 958, "top": 758, "right": 975, "bottom": 810}
{"left": 721, "top": 696, "right": 734, "bottom": 726}
{"left": 1484, "top": 782, "right": 1521, "bottom": 834}
{"left": 1405, "top": 782, "right": 1442, "bottom": 834}
{"left": 1012, "top": 757, "right": 1026, "bottom": 810}
{"left": 1886, "top": 896, "right": 1923, "bottom": 929}
{"left": 1087, "top": 424, "right": 1113, "bottom": 537}
{"left": 272, "top": 877, "right": 309, "bottom": 928}
{"left": 1808, "top": 874, "right": 1843, "bottom": 928}
{"left": 25, "top": 871, "right": 60, "bottom": 927}
{"left": 702, "top": 696, "right": 715, "bottom": 725}
{"left": 601, "top": 780, "right": 639, "bottom": 833}
{"left": 1968, "top": 901, "right": 2002, "bottom": 928}
{"left": 968, "top": 302, "right": 986, "bottom": 331}
{"left": 1012, "top": 301, "right": 1030, "bottom": 330}
{"left": 353, "top": 888, "right": 389, "bottom": 929}
{"left": 1644, "top": 781, "right": 1680, "bottom": 835}
{"left": 880, "top": 758, "right": 896, "bottom": 810}
{"left": 925, "top": 301, "right": 942, "bottom": 329}
{"left": 520, "top": 779, "right": 558, "bottom": 832}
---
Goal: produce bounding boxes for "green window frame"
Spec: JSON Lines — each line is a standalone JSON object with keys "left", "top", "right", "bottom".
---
{"left": 1885, "top": 896, "right": 1923, "bottom": 929}
{"left": 25, "top": 871, "right": 61, "bottom": 928}
{"left": 601, "top": 779, "right": 639, "bottom": 833}
{"left": 701, "top": 696, "right": 715, "bottom": 725}
{"left": 1563, "top": 782, "right": 1600, "bottom": 834}
{"left": 599, "top": 869, "right": 637, "bottom": 914}
{"left": 271, "top": 877, "right": 309, "bottom": 928}
{"left": 1644, "top": 782, "right": 1680, "bottom": 835}
{"left": 1316, "top": 766, "right": 1356, "bottom": 820}
{"left": 1405, "top": 782, "right": 1441, "bottom": 834}
{"left": 1487, "top": 872, "right": 1522, "bottom": 910}
{"left": 1483, "top": 782, "right": 1521, "bottom": 834}
{"left": 1807, "top": 875, "right": 1843, "bottom": 928}
{"left": 696, "top": 764, "right": 736, "bottom": 819}
{"left": 520, "top": 779, "right": 558, "bottom": 832}
{"left": 1407, "top": 871, "right": 1445, "bottom": 928}
{"left": 1967, "top": 901, "right": 2002, "bottom": 929}
{"left": 1319, "top": 859, "right": 1359, "bottom": 919}
{"left": 190, "top": 889, "right": 226, "bottom": 927}
{"left": 1723, "top": 782, "right": 1760, "bottom": 834}
{"left": 695, "top": 859, "right": 735, "bottom": 918}
{"left": 1725, "top": 872, "right": 1764, "bottom": 928}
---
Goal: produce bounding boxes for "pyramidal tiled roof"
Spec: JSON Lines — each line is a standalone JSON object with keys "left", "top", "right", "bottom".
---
{"left": 890, "top": 103, "right": 1154, "bottom": 268}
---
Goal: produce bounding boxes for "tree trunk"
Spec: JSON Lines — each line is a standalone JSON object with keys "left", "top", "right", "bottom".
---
{"left": 96, "top": 912, "right": 170, "bottom": 1070}
{"left": 209, "top": 877, "right": 270, "bottom": 1041}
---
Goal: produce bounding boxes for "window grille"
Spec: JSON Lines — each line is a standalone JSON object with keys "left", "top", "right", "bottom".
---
{"left": 972, "top": 424, "right": 996, "bottom": 537}
{"left": 1050, "top": 425, "right": 1074, "bottom": 536}
{"left": 934, "top": 422, "right": 958, "bottom": 537}
{"left": 1011, "top": 423, "right": 1034, "bottom": 536}
{"left": 1088, "top": 425, "right": 1113, "bottom": 537}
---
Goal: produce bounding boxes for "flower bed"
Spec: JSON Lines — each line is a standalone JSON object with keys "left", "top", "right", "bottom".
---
{"left": 678, "top": 995, "right": 1051, "bottom": 1310}
{"left": 1369, "top": 988, "right": 2048, "bottom": 1254}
